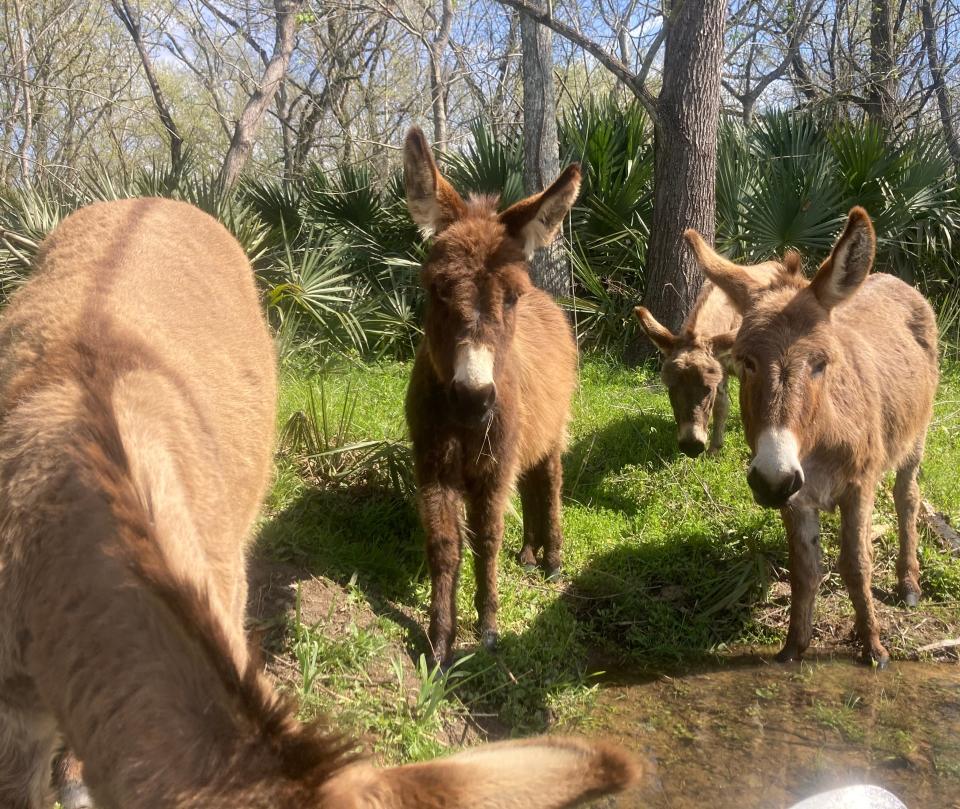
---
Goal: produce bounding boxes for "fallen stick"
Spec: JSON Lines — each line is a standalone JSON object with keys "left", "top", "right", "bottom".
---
{"left": 916, "top": 638, "right": 960, "bottom": 653}
{"left": 920, "top": 500, "right": 960, "bottom": 554}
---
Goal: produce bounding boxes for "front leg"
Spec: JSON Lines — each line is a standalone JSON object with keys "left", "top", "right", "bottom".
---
{"left": 466, "top": 484, "right": 511, "bottom": 651}
{"left": 708, "top": 375, "right": 730, "bottom": 454}
{"left": 838, "top": 486, "right": 888, "bottom": 667}
{"left": 776, "top": 504, "right": 821, "bottom": 662}
{"left": 419, "top": 483, "right": 464, "bottom": 668}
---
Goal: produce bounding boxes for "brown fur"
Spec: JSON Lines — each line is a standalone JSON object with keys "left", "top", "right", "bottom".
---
{"left": 0, "top": 198, "right": 640, "bottom": 808}
{"left": 686, "top": 207, "right": 939, "bottom": 666}
{"left": 634, "top": 255, "right": 797, "bottom": 456}
{"left": 403, "top": 128, "right": 579, "bottom": 666}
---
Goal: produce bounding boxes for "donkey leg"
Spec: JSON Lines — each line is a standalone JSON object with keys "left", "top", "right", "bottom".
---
{"left": 838, "top": 487, "right": 888, "bottom": 667}
{"left": 776, "top": 504, "right": 821, "bottom": 662}
{"left": 537, "top": 449, "right": 565, "bottom": 580}
{"left": 517, "top": 470, "right": 543, "bottom": 572}
{"left": 708, "top": 375, "right": 730, "bottom": 454}
{"left": 53, "top": 749, "right": 95, "bottom": 809}
{"left": 420, "top": 483, "right": 464, "bottom": 667}
{"left": 467, "top": 486, "right": 509, "bottom": 651}
{"left": 0, "top": 702, "right": 59, "bottom": 809}
{"left": 893, "top": 440, "right": 924, "bottom": 607}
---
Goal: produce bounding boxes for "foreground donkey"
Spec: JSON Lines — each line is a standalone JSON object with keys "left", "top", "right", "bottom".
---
{"left": 686, "top": 207, "right": 939, "bottom": 666}
{"left": 403, "top": 128, "right": 579, "bottom": 667}
{"left": 634, "top": 258, "right": 786, "bottom": 456}
{"left": 0, "top": 198, "right": 638, "bottom": 807}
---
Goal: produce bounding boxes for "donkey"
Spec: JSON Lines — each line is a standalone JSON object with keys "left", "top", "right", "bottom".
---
{"left": 403, "top": 128, "right": 580, "bottom": 667}
{"left": 634, "top": 258, "right": 785, "bottom": 456}
{"left": 0, "top": 198, "right": 639, "bottom": 808}
{"left": 685, "top": 207, "right": 939, "bottom": 666}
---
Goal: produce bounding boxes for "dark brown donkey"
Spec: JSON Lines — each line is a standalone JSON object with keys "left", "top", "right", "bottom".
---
{"left": 403, "top": 128, "right": 579, "bottom": 667}
{"left": 634, "top": 258, "right": 784, "bottom": 457}
{"left": 686, "top": 207, "right": 939, "bottom": 666}
{"left": 0, "top": 198, "right": 639, "bottom": 808}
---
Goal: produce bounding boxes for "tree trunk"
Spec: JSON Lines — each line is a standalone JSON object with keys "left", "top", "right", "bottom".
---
{"left": 111, "top": 0, "right": 184, "bottom": 173}
{"left": 639, "top": 0, "right": 727, "bottom": 341}
{"left": 920, "top": 0, "right": 960, "bottom": 174}
{"left": 520, "top": 0, "right": 564, "bottom": 297}
{"left": 866, "top": 0, "right": 897, "bottom": 136}
{"left": 12, "top": 0, "right": 33, "bottom": 182}
{"left": 219, "top": 0, "right": 301, "bottom": 193}
{"left": 427, "top": 0, "right": 454, "bottom": 147}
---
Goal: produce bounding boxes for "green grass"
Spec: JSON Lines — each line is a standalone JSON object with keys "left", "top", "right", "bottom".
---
{"left": 257, "top": 357, "right": 960, "bottom": 757}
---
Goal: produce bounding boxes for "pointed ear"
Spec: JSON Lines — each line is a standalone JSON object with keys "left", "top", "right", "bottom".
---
{"left": 709, "top": 329, "right": 738, "bottom": 357}
{"left": 684, "top": 230, "right": 769, "bottom": 313}
{"left": 403, "top": 127, "right": 466, "bottom": 236}
{"left": 499, "top": 164, "right": 581, "bottom": 258}
{"left": 321, "top": 736, "right": 642, "bottom": 809}
{"left": 810, "top": 207, "right": 875, "bottom": 310}
{"left": 634, "top": 306, "right": 677, "bottom": 354}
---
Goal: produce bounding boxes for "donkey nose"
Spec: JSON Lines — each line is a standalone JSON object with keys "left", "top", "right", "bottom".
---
{"left": 678, "top": 437, "right": 706, "bottom": 457}
{"left": 747, "top": 466, "right": 804, "bottom": 508}
{"left": 450, "top": 380, "right": 497, "bottom": 423}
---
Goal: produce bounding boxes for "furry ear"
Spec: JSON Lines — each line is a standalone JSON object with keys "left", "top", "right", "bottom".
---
{"left": 783, "top": 250, "right": 803, "bottom": 276}
{"left": 684, "top": 230, "right": 767, "bottom": 313}
{"left": 709, "top": 329, "right": 738, "bottom": 357}
{"left": 499, "top": 164, "right": 581, "bottom": 258}
{"left": 634, "top": 306, "right": 678, "bottom": 354}
{"left": 321, "top": 736, "right": 643, "bottom": 809}
{"left": 403, "top": 127, "right": 466, "bottom": 236}
{"left": 810, "top": 207, "right": 875, "bottom": 310}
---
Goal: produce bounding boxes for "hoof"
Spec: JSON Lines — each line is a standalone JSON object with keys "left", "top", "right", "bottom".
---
{"left": 775, "top": 646, "right": 803, "bottom": 663}
{"left": 522, "top": 563, "right": 538, "bottom": 574}
{"left": 544, "top": 565, "right": 562, "bottom": 582}
{"left": 901, "top": 590, "right": 920, "bottom": 608}
{"left": 861, "top": 648, "right": 890, "bottom": 670}
{"left": 60, "top": 783, "right": 95, "bottom": 809}
{"left": 480, "top": 630, "right": 499, "bottom": 652}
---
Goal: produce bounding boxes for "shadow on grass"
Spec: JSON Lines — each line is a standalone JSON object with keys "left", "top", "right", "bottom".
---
{"left": 564, "top": 411, "right": 679, "bottom": 515}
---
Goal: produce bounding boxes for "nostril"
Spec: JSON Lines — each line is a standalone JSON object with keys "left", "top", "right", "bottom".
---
{"left": 788, "top": 469, "right": 804, "bottom": 495}
{"left": 481, "top": 383, "right": 496, "bottom": 410}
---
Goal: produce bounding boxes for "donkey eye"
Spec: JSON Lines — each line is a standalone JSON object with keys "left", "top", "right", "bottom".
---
{"left": 741, "top": 356, "right": 758, "bottom": 374}
{"left": 504, "top": 291, "right": 519, "bottom": 309}
{"left": 810, "top": 357, "right": 827, "bottom": 378}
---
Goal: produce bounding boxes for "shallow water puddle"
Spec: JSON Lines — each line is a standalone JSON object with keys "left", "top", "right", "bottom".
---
{"left": 584, "top": 656, "right": 960, "bottom": 808}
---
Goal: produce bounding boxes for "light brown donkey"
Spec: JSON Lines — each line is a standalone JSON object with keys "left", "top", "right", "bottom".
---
{"left": 403, "top": 128, "right": 579, "bottom": 667}
{"left": 0, "top": 198, "right": 639, "bottom": 808}
{"left": 686, "top": 207, "right": 939, "bottom": 666}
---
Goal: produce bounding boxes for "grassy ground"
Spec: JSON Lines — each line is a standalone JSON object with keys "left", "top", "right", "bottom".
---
{"left": 252, "top": 357, "right": 960, "bottom": 764}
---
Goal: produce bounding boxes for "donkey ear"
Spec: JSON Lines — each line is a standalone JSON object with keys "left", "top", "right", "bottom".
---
{"left": 810, "top": 207, "right": 875, "bottom": 310}
{"left": 709, "top": 329, "right": 738, "bottom": 357}
{"left": 684, "top": 230, "right": 766, "bottom": 313}
{"left": 322, "top": 737, "right": 642, "bottom": 809}
{"left": 499, "top": 164, "right": 582, "bottom": 258}
{"left": 403, "top": 127, "right": 466, "bottom": 236}
{"left": 634, "top": 306, "right": 677, "bottom": 354}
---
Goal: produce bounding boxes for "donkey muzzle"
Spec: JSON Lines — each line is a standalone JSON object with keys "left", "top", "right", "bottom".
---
{"left": 450, "top": 380, "right": 497, "bottom": 425}
{"left": 747, "top": 427, "right": 805, "bottom": 508}
{"left": 747, "top": 466, "right": 804, "bottom": 508}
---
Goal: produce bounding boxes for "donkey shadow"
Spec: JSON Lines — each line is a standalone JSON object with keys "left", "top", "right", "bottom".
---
{"left": 564, "top": 410, "right": 679, "bottom": 515}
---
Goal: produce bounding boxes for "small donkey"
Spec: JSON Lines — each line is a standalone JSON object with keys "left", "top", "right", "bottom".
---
{"left": 0, "top": 198, "right": 639, "bottom": 807}
{"left": 686, "top": 207, "right": 939, "bottom": 666}
{"left": 634, "top": 259, "right": 785, "bottom": 457}
{"left": 403, "top": 128, "right": 579, "bottom": 667}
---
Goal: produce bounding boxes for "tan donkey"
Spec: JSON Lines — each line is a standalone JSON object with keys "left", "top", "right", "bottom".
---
{"left": 635, "top": 259, "right": 787, "bottom": 457}
{"left": 685, "top": 207, "right": 939, "bottom": 666}
{"left": 0, "top": 198, "right": 639, "bottom": 808}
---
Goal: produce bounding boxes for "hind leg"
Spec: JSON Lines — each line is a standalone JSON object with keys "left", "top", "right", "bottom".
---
{"left": 893, "top": 439, "right": 924, "bottom": 606}
{"left": 517, "top": 449, "right": 564, "bottom": 579}
{"left": 53, "top": 749, "right": 95, "bottom": 809}
{"left": 517, "top": 470, "right": 544, "bottom": 571}
{"left": 708, "top": 375, "right": 730, "bottom": 454}
{"left": 0, "top": 702, "right": 59, "bottom": 809}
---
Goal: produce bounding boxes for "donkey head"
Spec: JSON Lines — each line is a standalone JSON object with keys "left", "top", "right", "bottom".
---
{"left": 634, "top": 307, "right": 736, "bottom": 457}
{"left": 404, "top": 127, "right": 580, "bottom": 427}
{"left": 685, "top": 207, "right": 876, "bottom": 507}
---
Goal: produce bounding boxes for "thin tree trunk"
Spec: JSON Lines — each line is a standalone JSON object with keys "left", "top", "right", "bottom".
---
{"left": 111, "top": 0, "right": 184, "bottom": 173}
{"left": 866, "top": 0, "right": 898, "bottom": 135}
{"left": 428, "top": 0, "right": 454, "bottom": 147}
{"left": 520, "top": 0, "right": 564, "bottom": 296}
{"left": 219, "top": 0, "right": 301, "bottom": 193}
{"left": 638, "top": 0, "right": 727, "bottom": 340}
{"left": 920, "top": 0, "right": 960, "bottom": 173}
{"left": 12, "top": 0, "right": 33, "bottom": 182}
